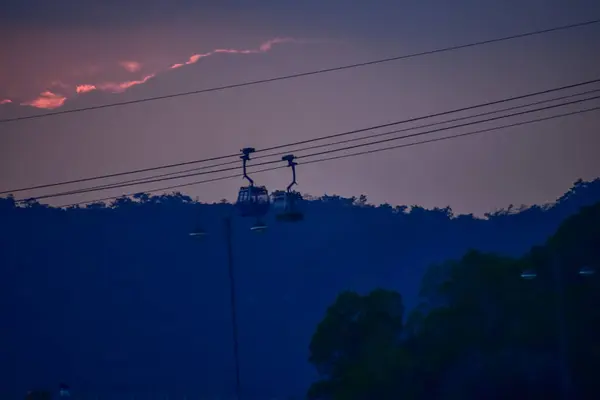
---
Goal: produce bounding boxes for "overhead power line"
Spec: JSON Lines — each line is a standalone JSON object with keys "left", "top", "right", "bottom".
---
{"left": 33, "top": 86, "right": 600, "bottom": 199}
{"left": 3, "top": 77, "right": 600, "bottom": 196}
{"left": 0, "top": 151, "right": 240, "bottom": 196}
{"left": 252, "top": 80, "right": 600, "bottom": 154}
{"left": 65, "top": 86, "right": 600, "bottom": 194}
{"left": 299, "top": 107, "right": 600, "bottom": 166}
{"left": 1, "top": 18, "right": 598, "bottom": 128}
{"left": 28, "top": 93, "right": 600, "bottom": 202}
{"left": 56, "top": 105, "right": 600, "bottom": 209}
{"left": 296, "top": 95, "right": 600, "bottom": 160}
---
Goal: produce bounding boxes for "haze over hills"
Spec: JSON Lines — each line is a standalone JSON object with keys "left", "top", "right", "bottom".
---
{"left": 1, "top": 177, "right": 599, "bottom": 398}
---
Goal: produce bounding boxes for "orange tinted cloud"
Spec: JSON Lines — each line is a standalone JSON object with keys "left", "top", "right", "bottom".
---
{"left": 22, "top": 91, "right": 67, "bottom": 109}
{"left": 259, "top": 37, "right": 299, "bottom": 51}
{"left": 120, "top": 61, "right": 142, "bottom": 72}
{"left": 12, "top": 37, "right": 303, "bottom": 109}
{"left": 170, "top": 37, "right": 297, "bottom": 69}
{"left": 97, "top": 74, "right": 155, "bottom": 93}
{"left": 76, "top": 84, "right": 97, "bottom": 94}
{"left": 0, "top": 99, "right": 12, "bottom": 104}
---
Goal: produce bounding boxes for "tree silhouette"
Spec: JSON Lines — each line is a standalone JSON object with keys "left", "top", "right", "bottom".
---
{"left": 308, "top": 289, "right": 406, "bottom": 399}
{"left": 305, "top": 198, "right": 600, "bottom": 399}
{"left": 0, "top": 178, "right": 599, "bottom": 398}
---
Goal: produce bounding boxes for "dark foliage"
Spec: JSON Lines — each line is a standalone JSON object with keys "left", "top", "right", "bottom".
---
{"left": 1, "top": 179, "right": 600, "bottom": 398}
{"left": 308, "top": 196, "right": 600, "bottom": 399}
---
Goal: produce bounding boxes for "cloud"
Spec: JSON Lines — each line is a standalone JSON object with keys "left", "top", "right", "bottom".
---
{"left": 76, "top": 84, "right": 97, "bottom": 94}
{"left": 73, "top": 74, "right": 156, "bottom": 97}
{"left": 97, "top": 74, "right": 156, "bottom": 93}
{"left": 259, "top": 37, "right": 299, "bottom": 51}
{"left": 169, "top": 37, "right": 299, "bottom": 69}
{"left": 7, "top": 37, "right": 304, "bottom": 110}
{"left": 21, "top": 91, "right": 66, "bottom": 109}
{"left": 0, "top": 99, "right": 12, "bottom": 104}
{"left": 120, "top": 61, "right": 142, "bottom": 72}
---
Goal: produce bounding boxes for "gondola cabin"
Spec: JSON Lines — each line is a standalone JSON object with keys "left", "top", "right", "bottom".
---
{"left": 236, "top": 185, "right": 270, "bottom": 217}
{"left": 272, "top": 190, "right": 304, "bottom": 221}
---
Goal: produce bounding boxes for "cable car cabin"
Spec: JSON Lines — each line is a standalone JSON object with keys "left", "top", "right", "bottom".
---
{"left": 236, "top": 186, "right": 270, "bottom": 217}
{"left": 272, "top": 190, "right": 304, "bottom": 221}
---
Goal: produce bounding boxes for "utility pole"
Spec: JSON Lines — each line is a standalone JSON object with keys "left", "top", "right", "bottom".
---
{"left": 225, "top": 216, "right": 242, "bottom": 399}
{"left": 550, "top": 254, "right": 573, "bottom": 400}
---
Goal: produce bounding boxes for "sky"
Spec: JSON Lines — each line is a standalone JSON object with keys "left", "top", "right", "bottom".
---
{"left": 1, "top": 0, "right": 599, "bottom": 216}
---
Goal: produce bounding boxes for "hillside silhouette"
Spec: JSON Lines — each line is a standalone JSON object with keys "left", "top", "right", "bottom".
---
{"left": 1, "top": 177, "right": 600, "bottom": 398}
{"left": 307, "top": 199, "right": 600, "bottom": 399}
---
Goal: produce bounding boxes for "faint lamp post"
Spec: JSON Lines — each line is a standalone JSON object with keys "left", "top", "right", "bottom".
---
{"left": 520, "top": 260, "right": 595, "bottom": 400}
{"left": 189, "top": 216, "right": 242, "bottom": 400}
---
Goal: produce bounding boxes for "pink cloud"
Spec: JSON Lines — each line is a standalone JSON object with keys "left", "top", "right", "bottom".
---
{"left": 172, "top": 37, "right": 298, "bottom": 69}
{"left": 22, "top": 91, "right": 67, "bottom": 109}
{"left": 120, "top": 61, "right": 142, "bottom": 73}
{"left": 8, "top": 37, "right": 304, "bottom": 109}
{"left": 76, "top": 84, "right": 97, "bottom": 94}
{"left": 259, "top": 37, "right": 299, "bottom": 52}
{"left": 0, "top": 99, "right": 12, "bottom": 104}
{"left": 97, "top": 74, "right": 156, "bottom": 93}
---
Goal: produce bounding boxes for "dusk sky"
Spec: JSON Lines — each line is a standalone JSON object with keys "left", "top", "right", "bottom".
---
{"left": 1, "top": 0, "right": 599, "bottom": 216}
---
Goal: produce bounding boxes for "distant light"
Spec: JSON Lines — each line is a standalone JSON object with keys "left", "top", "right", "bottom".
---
{"left": 59, "top": 383, "right": 70, "bottom": 397}
{"left": 250, "top": 222, "right": 267, "bottom": 233}
{"left": 189, "top": 229, "right": 207, "bottom": 237}
{"left": 521, "top": 270, "right": 537, "bottom": 280}
{"left": 579, "top": 266, "right": 595, "bottom": 276}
